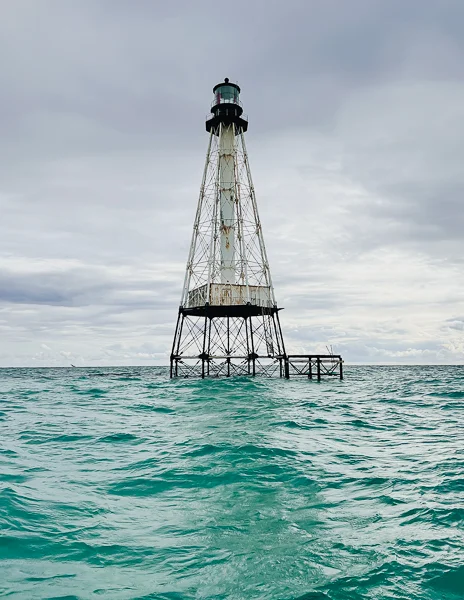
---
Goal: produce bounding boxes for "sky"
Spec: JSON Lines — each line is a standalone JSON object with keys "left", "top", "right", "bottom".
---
{"left": 0, "top": 0, "right": 463, "bottom": 366}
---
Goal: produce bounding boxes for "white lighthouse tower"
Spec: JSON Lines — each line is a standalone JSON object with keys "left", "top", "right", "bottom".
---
{"left": 170, "top": 78, "right": 343, "bottom": 379}
{"left": 170, "top": 79, "right": 286, "bottom": 378}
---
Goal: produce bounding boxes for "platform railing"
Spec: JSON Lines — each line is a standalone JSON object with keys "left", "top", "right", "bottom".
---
{"left": 286, "top": 355, "right": 344, "bottom": 380}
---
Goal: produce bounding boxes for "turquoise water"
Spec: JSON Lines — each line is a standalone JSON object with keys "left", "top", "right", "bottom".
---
{"left": 0, "top": 366, "right": 463, "bottom": 599}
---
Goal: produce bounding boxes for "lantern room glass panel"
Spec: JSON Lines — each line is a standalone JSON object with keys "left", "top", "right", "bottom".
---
{"left": 214, "top": 85, "right": 240, "bottom": 105}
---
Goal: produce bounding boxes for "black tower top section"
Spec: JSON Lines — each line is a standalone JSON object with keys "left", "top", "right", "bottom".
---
{"left": 206, "top": 78, "right": 248, "bottom": 134}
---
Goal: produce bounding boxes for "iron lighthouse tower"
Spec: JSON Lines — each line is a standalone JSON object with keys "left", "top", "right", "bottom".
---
{"left": 170, "top": 78, "right": 287, "bottom": 378}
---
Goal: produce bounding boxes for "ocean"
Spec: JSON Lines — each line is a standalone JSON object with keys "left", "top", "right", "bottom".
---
{"left": 0, "top": 366, "right": 463, "bottom": 599}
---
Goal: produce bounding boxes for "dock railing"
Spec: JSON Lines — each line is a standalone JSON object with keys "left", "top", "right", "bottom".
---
{"left": 285, "top": 355, "right": 343, "bottom": 380}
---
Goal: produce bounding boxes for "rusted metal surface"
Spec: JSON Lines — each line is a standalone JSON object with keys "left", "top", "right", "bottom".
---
{"left": 286, "top": 355, "right": 344, "bottom": 380}
{"left": 170, "top": 79, "right": 344, "bottom": 379}
{"left": 187, "top": 283, "right": 272, "bottom": 309}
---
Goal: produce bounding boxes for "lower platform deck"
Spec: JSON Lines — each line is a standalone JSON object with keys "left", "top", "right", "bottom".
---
{"left": 170, "top": 305, "right": 343, "bottom": 380}
{"left": 170, "top": 354, "right": 343, "bottom": 380}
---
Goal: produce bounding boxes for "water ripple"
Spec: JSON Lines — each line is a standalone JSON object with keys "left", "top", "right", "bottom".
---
{"left": 0, "top": 365, "right": 463, "bottom": 599}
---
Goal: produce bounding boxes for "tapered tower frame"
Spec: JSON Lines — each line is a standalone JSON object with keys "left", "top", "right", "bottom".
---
{"left": 170, "top": 79, "right": 287, "bottom": 378}
{"left": 170, "top": 78, "right": 343, "bottom": 379}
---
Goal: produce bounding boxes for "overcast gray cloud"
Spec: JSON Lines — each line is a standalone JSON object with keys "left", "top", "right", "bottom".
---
{"left": 0, "top": 0, "right": 463, "bottom": 366}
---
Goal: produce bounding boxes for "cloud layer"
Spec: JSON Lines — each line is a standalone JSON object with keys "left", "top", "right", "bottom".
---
{"left": 1, "top": 0, "right": 463, "bottom": 365}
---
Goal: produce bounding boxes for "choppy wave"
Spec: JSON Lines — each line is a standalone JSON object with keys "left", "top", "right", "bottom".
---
{"left": 0, "top": 365, "right": 463, "bottom": 599}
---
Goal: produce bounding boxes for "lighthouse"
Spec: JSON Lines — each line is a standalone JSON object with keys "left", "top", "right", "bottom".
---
{"left": 170, "top": 79, "right": 343, "bottom": 379}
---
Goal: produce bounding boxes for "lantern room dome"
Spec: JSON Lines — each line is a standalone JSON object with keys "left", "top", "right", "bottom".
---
{"left": 206, "top": 78, "right": 248, "bottom": 134}
{"left": 212, "top": 78, "right": 241, "bottom": 106}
